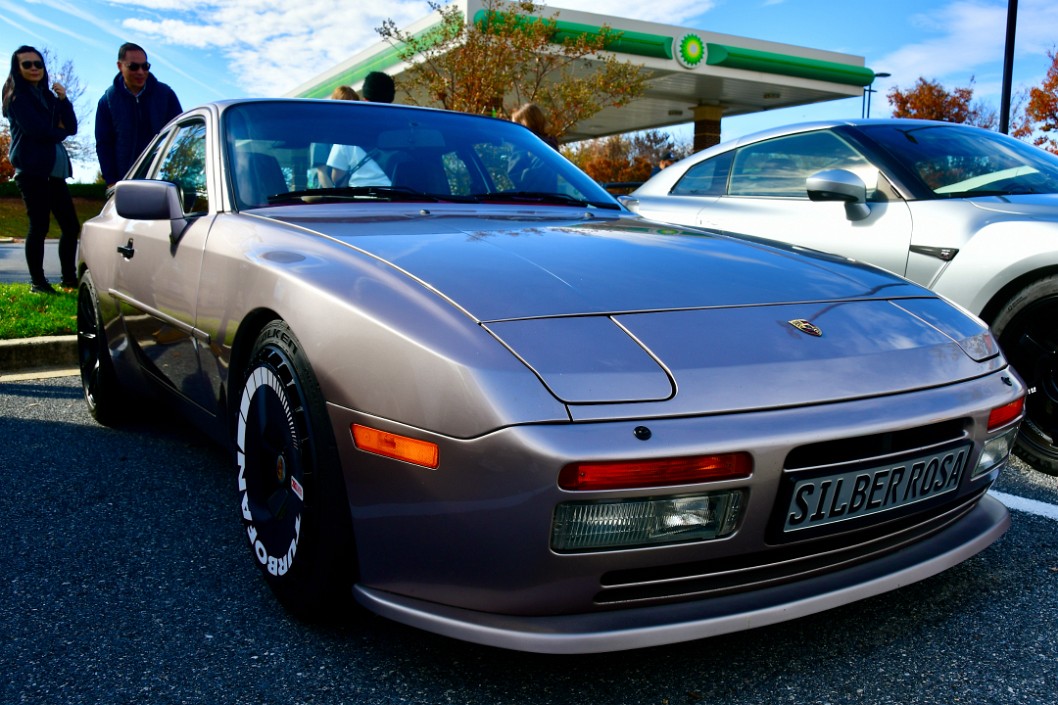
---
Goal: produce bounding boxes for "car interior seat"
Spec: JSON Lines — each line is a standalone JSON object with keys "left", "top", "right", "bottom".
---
{"left": 390, "top": 151, "right": 449, "bottom": 195}
{"left": 234, "top": 151, "right": 288, "bottom": 208}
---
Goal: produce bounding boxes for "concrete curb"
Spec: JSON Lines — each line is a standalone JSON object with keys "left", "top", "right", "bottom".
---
{"left": 0, "top": 335, "right": 78, "bottom": 373}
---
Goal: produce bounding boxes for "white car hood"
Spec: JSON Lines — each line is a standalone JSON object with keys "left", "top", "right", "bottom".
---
{"left": 968, "top": 193, "right": 1058, "bottom": 217}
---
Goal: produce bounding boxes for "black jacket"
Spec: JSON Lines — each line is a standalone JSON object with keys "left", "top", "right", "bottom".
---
{"left": 94, "top": 72, "right": 182, "bottom": 184}
{"left": 2, "top": 83, "right": 77, "bottom": 178}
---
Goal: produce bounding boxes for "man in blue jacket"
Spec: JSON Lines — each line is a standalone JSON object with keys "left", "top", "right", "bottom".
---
{"left": 95, "top": 43, "right": 182, "bottom": 187}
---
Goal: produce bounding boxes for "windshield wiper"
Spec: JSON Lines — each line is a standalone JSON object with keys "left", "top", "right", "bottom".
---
{"left": 267, "top": 186, "right": 442, "bottom": 204}
{"left": 472, "top": 191, "right": 621, "bottom": 210}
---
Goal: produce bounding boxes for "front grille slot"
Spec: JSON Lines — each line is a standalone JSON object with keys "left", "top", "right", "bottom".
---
{"left": 783, "top": 418, "right": 969, "bottom": 470}
{"left": 595, "top": 487, "right": 986, "bottom": 606}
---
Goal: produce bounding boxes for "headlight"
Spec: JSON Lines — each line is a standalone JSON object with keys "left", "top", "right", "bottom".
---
{"left": 551, "top": 491, "right": 744, "bottom": 552}
{"left": 974, "top": 427, "right": 1019, "bottom": 478}
{"left": 973, "top": 397, "right": 1025, "bottom": 478}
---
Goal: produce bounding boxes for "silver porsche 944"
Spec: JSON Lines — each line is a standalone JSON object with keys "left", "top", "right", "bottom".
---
{"left": 76, "top": 98, "right": 1025, "bottom": 654}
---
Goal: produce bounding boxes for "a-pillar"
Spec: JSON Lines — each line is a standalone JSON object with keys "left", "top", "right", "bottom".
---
{"left": 693, "top": 105, "right": 724, "bottom": 152}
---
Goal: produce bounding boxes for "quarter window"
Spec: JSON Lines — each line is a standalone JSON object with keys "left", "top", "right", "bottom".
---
{"left": 671, "top": 152, "right": 733, "bottom": 196}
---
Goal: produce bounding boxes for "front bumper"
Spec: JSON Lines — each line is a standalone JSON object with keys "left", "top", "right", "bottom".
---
{"left": 354, "top": 495, "right": 1008, "bottom": 653}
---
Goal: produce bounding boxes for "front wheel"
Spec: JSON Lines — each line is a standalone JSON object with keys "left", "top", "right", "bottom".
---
{"left": 235, "top": 321, "right": 356, "bottom": 618}
{"left": 992, "top": 275, "right": 1058, "bottom": 475}
{"left": 77, "top": 273, "right": 125, "bottom": 425}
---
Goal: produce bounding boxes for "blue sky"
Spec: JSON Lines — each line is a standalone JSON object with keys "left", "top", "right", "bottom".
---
{"left": 3, "top": 0, "right": 1056, "bottom": 181}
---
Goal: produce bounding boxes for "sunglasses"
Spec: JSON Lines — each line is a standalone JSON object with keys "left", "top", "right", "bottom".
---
{"left": 124, "top": 61, "right": 151, "bottom": 72}
{"left": 20, "top": 60, "right": 45, "bottom": 70}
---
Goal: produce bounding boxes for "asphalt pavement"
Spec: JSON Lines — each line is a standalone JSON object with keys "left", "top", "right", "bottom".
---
{"left": 0, "top": 238, "right": 64, "bottom": 285}
{"left": 1, "top": 374, "right": 1056, "bottom": 705}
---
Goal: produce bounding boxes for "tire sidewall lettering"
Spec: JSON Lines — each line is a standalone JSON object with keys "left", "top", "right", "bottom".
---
{"left": 237, "top": 358, "right": 304, "bottom": 578}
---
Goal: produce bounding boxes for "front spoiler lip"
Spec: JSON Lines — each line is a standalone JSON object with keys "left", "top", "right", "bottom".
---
{"left": 353, "top": 494, "right": 1009, "bottom": 654}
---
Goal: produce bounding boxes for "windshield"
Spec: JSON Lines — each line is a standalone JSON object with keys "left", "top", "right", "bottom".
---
{"left": 222, "top": 100, "right": 619, "bottom": 211}
{"left": 860, "top": 123, "right": 1058, "bottom": 197}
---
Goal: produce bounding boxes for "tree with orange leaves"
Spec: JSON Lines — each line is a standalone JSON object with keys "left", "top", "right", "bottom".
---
{"left": 0, "top": 127, "right": 13, "bottom": 182}
{"left": 377, "top": 0, "right": 647, "bottom": 140}
{"left": 886, "top": 77, "right": 996, "bottom": 128}
{"left": 1021, "top": 50, "right": 1058, "bottom": 154}
{"left": 563, "top": 130, "right": 688, "bottom": 186}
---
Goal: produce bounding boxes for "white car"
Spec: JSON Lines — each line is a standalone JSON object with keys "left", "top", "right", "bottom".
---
{"left": 624, "top": 118, "right": 1058, "bottom": 475}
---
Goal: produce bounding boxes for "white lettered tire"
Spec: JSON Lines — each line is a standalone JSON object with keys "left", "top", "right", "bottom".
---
{"left": 236, "top": 320, "right": 356, "bottom": 617}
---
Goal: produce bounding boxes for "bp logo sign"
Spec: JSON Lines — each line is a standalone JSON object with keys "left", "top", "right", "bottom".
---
{"left": 675, "top": 33, "right": 705, "bottom": 69}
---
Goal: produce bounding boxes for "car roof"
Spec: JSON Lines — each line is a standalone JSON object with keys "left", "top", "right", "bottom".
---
{"left": 693, "top": 117, "right": 989, "bottom": 160}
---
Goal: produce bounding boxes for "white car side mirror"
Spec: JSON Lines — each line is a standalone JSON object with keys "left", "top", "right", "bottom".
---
{"left": 806, "top": 169, "right": 871, "bottom": 221}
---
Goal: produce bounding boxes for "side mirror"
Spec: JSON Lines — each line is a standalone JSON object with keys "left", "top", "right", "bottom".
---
{"left": 114, "top": 180, "right": 188, "bottom": 244}
{"left": 806, "top": 169, "right": 871, "bottom": 221}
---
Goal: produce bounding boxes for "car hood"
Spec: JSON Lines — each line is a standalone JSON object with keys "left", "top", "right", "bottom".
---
{"left": 969, "top": 192, "right": 1058, "bottom": 217}
{"left": 271, "top": 209, "right": 923, "bottom": 320}
{"left": 269, "top": 209, "right": 1002, "bottom": 409}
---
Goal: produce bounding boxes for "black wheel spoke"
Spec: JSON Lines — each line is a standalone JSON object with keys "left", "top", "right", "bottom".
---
{"left": 997, "top": 278, "right": 1058, "bottom": 473}
{"left": 266, "top": 485, "right": 291, "bottom": 518}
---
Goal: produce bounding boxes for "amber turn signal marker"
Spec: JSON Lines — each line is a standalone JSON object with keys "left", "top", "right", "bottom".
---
{"left": 559, "top": 452, "right": 752, "bottom": 491}
{"left": 352, "top": 424, "right": 439, "bottom": 469}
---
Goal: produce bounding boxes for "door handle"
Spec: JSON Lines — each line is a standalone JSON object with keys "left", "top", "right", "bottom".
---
{"left": 117, "top": 239, "right": 135, "bottom": 258}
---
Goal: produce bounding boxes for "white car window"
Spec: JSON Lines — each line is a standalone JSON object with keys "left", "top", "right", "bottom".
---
{"left": 671, "top": 151, "right": 734, "bottom": 196}
{"left": 729, "top": 131, "right": 877, "bottom": 198}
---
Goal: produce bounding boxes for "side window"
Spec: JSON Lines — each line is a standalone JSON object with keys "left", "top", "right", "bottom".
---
{"left": 729, "top": 131, "right": 876, "bottom": 198}
{"left": 671, "top": 152, "right": 733, "bottom": 196}
{"left": 129, "top": 133, "right": 167, "bottom": 180}
{"left": 157, "top": 120, "right": 209, "bottom": 215}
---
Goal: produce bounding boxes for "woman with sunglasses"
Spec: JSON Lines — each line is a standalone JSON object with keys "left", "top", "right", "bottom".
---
{"left": 1, "top": 45, "right": 80, "bottom": 294}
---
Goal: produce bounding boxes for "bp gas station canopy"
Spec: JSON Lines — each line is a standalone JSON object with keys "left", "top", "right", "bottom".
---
{"left": 288, "top": 0, "right": 877, "bottom": 147}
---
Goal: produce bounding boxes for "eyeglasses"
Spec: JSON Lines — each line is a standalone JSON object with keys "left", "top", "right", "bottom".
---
{"left": 20, "top": 60, "right": 45, "bottom": 70}
{"left": 124, "top": 62, "right": 151, "bottom": 72}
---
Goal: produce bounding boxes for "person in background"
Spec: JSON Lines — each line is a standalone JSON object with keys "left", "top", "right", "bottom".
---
{"left": 651, "top": 151, "right": 675, "bottom": 176}
{"left": 511, "top": 102, "right": 558, "bottom": 148}
{"left": 361, "top": 71, "right": 395, "bottom": 103}
{"left": 508, "top": 103, "right": 558, "bottom": 192}
{"left": 95, "top": 42, "right": 182, "bottom": 187}
{"left": 2, "top": 45, "right": 80, "bottom": 294}
{"left": 324, "top": 83, "right": 390, "bottom": 188}
{"left": 329, "top": 85, "right": 359, "bottom": 101}
{"left": 310, "top": 85, "right": 359, "bottom": 187}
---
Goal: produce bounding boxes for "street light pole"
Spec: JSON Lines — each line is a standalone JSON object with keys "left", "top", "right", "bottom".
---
{"left": 999, "top": 0, "right": 1018, "bottom": 133}
{"left": 862, "top": 72, "right": 891, "bottom": 119}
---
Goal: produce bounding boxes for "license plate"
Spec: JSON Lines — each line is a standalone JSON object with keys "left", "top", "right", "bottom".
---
{"left": 783, "top": 443, "right": 971, "bottom": 533}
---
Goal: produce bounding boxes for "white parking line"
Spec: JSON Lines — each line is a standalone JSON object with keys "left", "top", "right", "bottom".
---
{"left": 990, "top": 490, "right": 1058, "bottom": 521}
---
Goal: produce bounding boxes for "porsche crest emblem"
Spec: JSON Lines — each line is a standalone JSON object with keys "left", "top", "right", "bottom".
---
{"left": 788, "top": 319, "right": 823, "bottom": 337}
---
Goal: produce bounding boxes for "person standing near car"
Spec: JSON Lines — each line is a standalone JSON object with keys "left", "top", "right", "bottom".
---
{"left": 2, "top": 45, "right": 80, "bottom": 294}
{"left": 95, "top": 42, "right": 182, "bottom": 188}
{"left": 360, "top": 71, "right": 396, "bottom": 104}
{"left": 650, "top": 151, "right": 675, "bottom": 176}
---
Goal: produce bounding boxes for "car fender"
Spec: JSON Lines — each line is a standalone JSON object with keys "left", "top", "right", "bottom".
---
{"left": 926, "top": 218, "right": 1058, "bottom": 318}
{"left": 194, "top": 214, "right": 569, "bottom": 439}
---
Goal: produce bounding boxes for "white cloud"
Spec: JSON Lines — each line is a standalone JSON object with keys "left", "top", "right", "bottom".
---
{"left": 106, "top": 0, "right": 429, "bottom": 96}
{"left": 876, "top": 0, "right": 1058, "bottom": 99}
{"left": 104, "top": 0, "right": 718, "bottom": 98}
{"left": 0, "top": 0, "right": 113, "bottom": 50}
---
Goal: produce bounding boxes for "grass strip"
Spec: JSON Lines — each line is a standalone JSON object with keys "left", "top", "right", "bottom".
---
{"left": 0, "top": 282, "right": 77, "bottom": 339}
